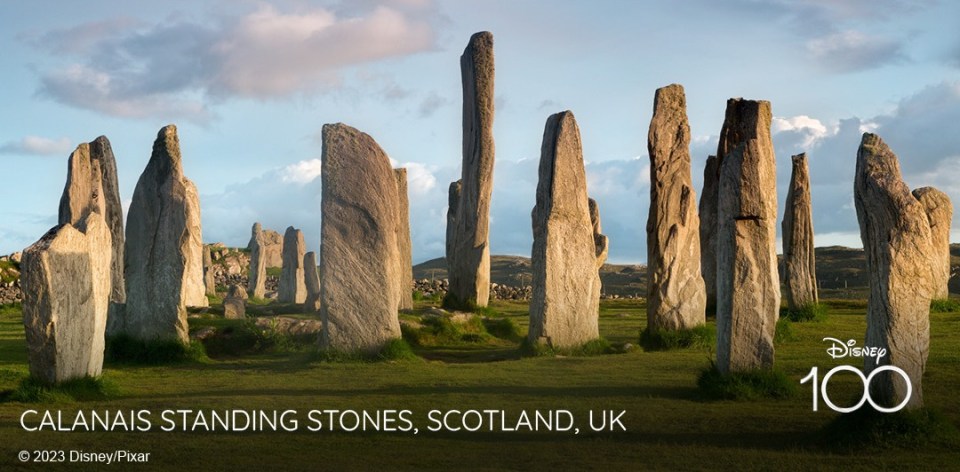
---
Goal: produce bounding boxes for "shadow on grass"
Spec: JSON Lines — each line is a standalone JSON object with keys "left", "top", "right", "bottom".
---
{"left": 0, "top": 376, "right": 118, "bottom": 403}
{"left": 819, "top": 407, "right": 960, "bottom": 450}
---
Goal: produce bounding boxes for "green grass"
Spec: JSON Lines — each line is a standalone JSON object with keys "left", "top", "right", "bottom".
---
{"left": 640, "top": 324, "right": 715, "bottom": 351}
{"left": 0, "top": 298, "right": 957, "bottom": 469}
{"left": 266, "top": 267, "right": 282, "bottom": 277}
{"left": 314, "top": 338, "right": 419, "bottom": 363}
{"left": 104, "top": 334, "right": 208, "bottom": 365}
{"left": 782, "top": 303, "right": 828, "bottom": 322}
{"left": 0, "top": 260, "right": 19, "bottom": 284}
{"left": 821, "top": 407, "right": 960, "bottom": 449}
{"left": 775, "top": 317, "right": 798, "bottom": 343}
{"left": 520, "top": 337, "right": 615, "bottom": 357}
{"left": 1, "top": 376, "right": 118, "bottom": 403}
{"left": 930, "top": 298, "right": 960, "bottom": 313}
{"left": 696, "top": 364, "right": 798, "bottom": 400}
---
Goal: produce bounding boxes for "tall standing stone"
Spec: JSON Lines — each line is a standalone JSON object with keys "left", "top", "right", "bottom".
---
{"left": 89, "top": 137, "right": 126, "bottom": 332}
{"left": 202, "top": 247, "right": 216, "bottom": 296}
{"left": 320, "top": 123, "right": 402, "bottom": 352}
{"left": 782, "top": 153, "right": 818, "bottom": 310}
{"left": 123, "top": 125, "right": 205, "bottom": 343}
{"left": 589, "top": 198, "right": 609, "bottom": 313}
{"left": 25, "top": 145, "right": 112, "bottom": 383}
{"left": 855, "top": 133, "right": 935, "bottom": 410}
{"left": 715, "top": 99, "right": 779, "bottom": 374}
{"left": 698, "top": 155, "right": 720, "bottom": 311}
{"left": 304, "top": 251, "right": 321, "bottom": 312}
{"left": 646, "top": 84, "right": 706, "bottom": 331}
{"left": 528, "top": 111, "right": 605, "bottom": 348}
{"left": 247, "top": 223, "right": 283, "bottom": 268}
{"left": 395, "top": 168, "right": 414, "bottom": 310}
{"left": 248, "top": 224, "right": 267, "bottom": 299}
{"left": 278, "top": 227, "right": 306, "bottom": 304}
{"left": 912, "top": 187, "right": 952, "bottom": 300}
{"left": 446, "top": 31, "right": 495, "bottom": 309}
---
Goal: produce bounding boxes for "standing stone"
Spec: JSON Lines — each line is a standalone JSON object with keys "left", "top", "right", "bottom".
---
{"left": 320, "top": 123, "right": 402, "bottom": 352}
{"left": 446, "top": 31, "right": 495, "bottom": 309}
{"left": 248, "top": 224, "right": 267, "bottom": 299}
{"left": 247, "top": 223, "right": 283, "bottom": 268}
{"left": 22, "top": 213, "right": 112, "bottom": 384}
{"left": 646, "top": 84, "right": 706, "bottom": 331}
{"left": 446, "top": 180, "right": 461, "bottom": 267}
{"left": 698, "top": 155, "right": 720, "bottom": 311}
{"left": 715, "top": 99, "right": 779, "bottom": 374}
{"left": 394, "top": 168, "right": 414, "bottom": 310}
{"left": 529, "top": 111, "right": 605, "bottom": 348}
{"left": 25, "top": 145, "right": 112, "bottom": 383}
{"left": 912, "top": 187, "right": 952, "bottom": 300}
{"left": 89, "top": 137, "right": 126, "bottom": 332}
{"left": 223, "top": 284, "right": 247, "bottom": 319}
{"left": 203, "top": 247, "right": 216, "bottom": 296}
{"left": 278, "top": 227, "right": 306, "bottom": 304}
{"left": 304, "top": 251, "right": 321, "bottom": 312}
{"left": 855, "top": 133, "right": 935, "bottom": 410}
{"left": 782, "top": 153, "right": 818, "bottom": 310}
{"left": 589, "top": 198, "right": 609, "bottom": 311}
{"left": 123, "top": 125, "right": 205, "bottom": 343}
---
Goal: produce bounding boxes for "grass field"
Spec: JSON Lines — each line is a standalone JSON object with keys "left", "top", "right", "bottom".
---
{"left": 0, "top": 299, "right": 958, "bottom": 471}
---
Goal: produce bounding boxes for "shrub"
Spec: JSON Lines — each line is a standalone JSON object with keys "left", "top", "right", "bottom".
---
{"left": 482, "top": 317, "right": 522, "bottom": 341}
{"left": 640, "top": 325, "right": 715, "bottom": 351}
{"left": 696, "top": 363, "right": 797, "bottom": 401}
{"left": 314, "top": 338, "right": 419, "bottom": 363}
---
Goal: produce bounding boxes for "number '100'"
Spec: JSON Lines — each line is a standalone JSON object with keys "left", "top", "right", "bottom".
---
{"left": 800, "top": 365, "right": 912, "bottom": 413}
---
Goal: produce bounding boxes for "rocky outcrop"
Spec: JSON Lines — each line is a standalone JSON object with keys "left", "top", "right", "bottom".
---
{"left": 319, "top": 123, "right": 402, "bottom": 352}
{"left": 698, "top": 155, "right": 720, "bottom": 311}
{"left": 912, "top": 187, "right": 952, "bottom": 300}
{"left": 23, "top": 202, "right": 111, "bottom": 383}
{"left": 304, "top": 251, "right": 321, "bottom": 312}
{"left": 855, "top": 133, "right": 935, "bottom": 410}
{"left": 122, "top": 125, "right": 205, "bottom": 343}
{"left": 528, "top": 111, "right": 604, "bottom": 348}
{"left": 446, "top": 31, "right": 495, "bottom": 309}
{"left": 395, "top": 168, "right": 414, "bottom": 310}
{"left": 645, "top": 84, "right": 706, "bottom": 331}
{"left": 715, "top": 99, "right": 779, "bottom": 374}
{"left": 782, "top": 153, "right": 818, "bottom": 310}
{"left": 278, "top": 227, "right": 306, "bottom": 304}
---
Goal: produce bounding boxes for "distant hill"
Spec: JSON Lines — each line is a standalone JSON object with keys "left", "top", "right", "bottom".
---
{"left": 415, "top": 244, "right": 960, "bottom": 299}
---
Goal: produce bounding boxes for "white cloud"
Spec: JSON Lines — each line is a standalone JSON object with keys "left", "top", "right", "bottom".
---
{"left": 280, "top": 158, "right": 323, "bottom": 184}
{"left": 806, "top": 30, "right": 906, "bottom": 72}
{"left": 33, "top": 2, "right": 438, "bottom": 120}
{"left": 0, "top": 136, "right": 73, "bottom": 155}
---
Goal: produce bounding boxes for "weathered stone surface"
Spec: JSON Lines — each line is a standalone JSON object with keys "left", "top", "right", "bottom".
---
{"left": 855, "top": 133, "right": 935, "bottom": 410}
{"left": 782, "top": 153, "right": 818, "bottom": 310}
{"left": 528, "top": 111, "right": 605, "bottom": 348}
{"left": 304, "top": 251, "right": 321, "bottom": 312}
{"left": 912, "top": 187, "right": 952, "bottom": 300}
{"left": 320, "top": 123, "right": 402, "bottom": 352}
{"left": 446, "top": 31, "right": 495, "bottom": 308}
{"left": 247, "top": 223, "right": 283, "bottom": 268}
{"left": 203, "top": 247, "right": 216, "bottom": 296}
{"left": 88, "top": 137, "right": 126, "bottom": 328}
{"left": 646, "top": 84, "right": 706, "bottom": 331}
{"left": 22, "top": 211, "right": 112, "bottom": 384}
{"left": 278, "top": 227, "right": 306, "bottom": 304}
{"left": 698, "top": 155, "right": 720, "bottom": 311}
{"left": 223, "top": 284, "right": 247, "bottom": 319}
{"left": 395, "top": 168, "right": 414, "bottom": 310}
{"left": 589, "top": 198, "right": 609, "bottom": 316}
{"left": 715, "top": 99, "right": 779, "bottom": 374}
{"left": 122, "top": 125, "right": 205, "bottom": 343}
{"left": 247, "top": 223, "right": 267, "bottom": 299}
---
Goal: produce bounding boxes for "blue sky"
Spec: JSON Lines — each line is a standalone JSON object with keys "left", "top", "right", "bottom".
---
{"left": 2, "top": 0, "right": 959, "bottom": 264}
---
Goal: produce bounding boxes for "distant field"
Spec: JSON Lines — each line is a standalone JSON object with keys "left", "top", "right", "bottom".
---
{"left": 0, "top": 299, "right": 958, "bottom": 470}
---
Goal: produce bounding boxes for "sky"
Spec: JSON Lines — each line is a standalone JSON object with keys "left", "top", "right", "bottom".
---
{"left": 1, "top": 0, "right": 959, "bottom": 264}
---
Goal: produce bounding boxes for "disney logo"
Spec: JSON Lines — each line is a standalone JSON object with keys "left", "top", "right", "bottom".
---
{"left": 822, "top": 337, "right": 887, "bottom": 364}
